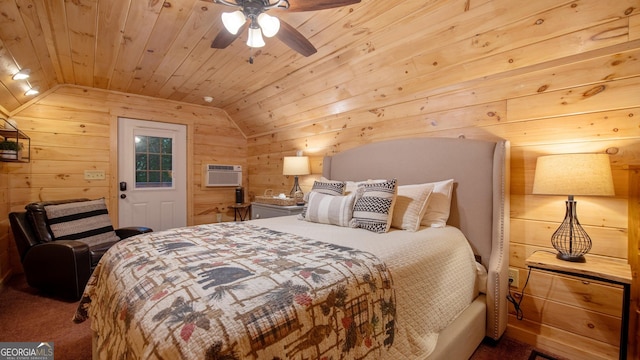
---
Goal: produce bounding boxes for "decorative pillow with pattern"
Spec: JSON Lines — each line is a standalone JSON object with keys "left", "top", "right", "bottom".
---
{"left": 301, "top": 177, "right": 347, "bottom": 217}
{"left": 45, "top": 198, "right": 120, "bottom": 247}
{"left": 311, "top": 177, "right": 346, "bottom": 196}
{"left": 350, "top": 179, "right": 397, "bottom": 233}
{"left": 420, "top": 179, "right": 454, "bottom": 228}
{"left": 391, "top": 183, "right": 435, "bottom": 231}
{"left": 303, "top": 192, "right": 356, "bottom": 227}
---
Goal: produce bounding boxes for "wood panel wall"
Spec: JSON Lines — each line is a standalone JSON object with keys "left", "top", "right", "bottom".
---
{"left": 0, "top": 85, "right": 247, "bottom": 284}
{"left": 244, "top": 5, "right": 640, "bottom": 360}
{"left": 631, "top": 166, "right": 640, "bottom": 358}
{"left": 0, "top": 0, "right": 638, "bottom": 359}
{"left": 246, "top": 77, "right": 638, "bottom": 360}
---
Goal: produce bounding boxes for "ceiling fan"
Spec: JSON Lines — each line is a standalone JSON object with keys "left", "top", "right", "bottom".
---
{"left": 208, "top": 0, "right": 361, "bottom": 58}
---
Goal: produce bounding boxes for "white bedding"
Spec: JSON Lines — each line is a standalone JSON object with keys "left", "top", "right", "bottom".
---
{"left": 253, "top": 216, "right": 479, "bottom": 358}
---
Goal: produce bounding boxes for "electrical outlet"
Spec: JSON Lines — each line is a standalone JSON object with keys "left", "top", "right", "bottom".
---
{"left": 84, "top": 170, "right": 106, "bottom": 180}
{"left": 508, "top": 268, "right": 519, "bottom": 288}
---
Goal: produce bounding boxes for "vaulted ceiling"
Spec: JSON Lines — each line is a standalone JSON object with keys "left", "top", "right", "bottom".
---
{"left": 1, "top": 1, "right": 636, "bottom": 139}
{"left": 0, "top": 0, "right": 378, "bottom": 135}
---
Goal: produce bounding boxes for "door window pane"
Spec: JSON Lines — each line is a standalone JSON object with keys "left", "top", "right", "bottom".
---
{"left": 134, "top": 135, "right": 173, "bottom": 188}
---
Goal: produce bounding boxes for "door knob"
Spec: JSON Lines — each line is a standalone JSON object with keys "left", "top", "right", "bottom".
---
{"left": 120, "top": 194, "right": 126, "bottom": 199}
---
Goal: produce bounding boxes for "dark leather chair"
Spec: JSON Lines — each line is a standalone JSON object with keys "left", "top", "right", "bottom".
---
{"left": 9, "top": 198, "right": 152, "bottom": 300}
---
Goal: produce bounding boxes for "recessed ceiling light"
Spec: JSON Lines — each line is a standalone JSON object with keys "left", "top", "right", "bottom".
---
{"left": 12, "top": 69, "right": 31, "bottom": 80}
{"left": 203, "top": 96, "right": 213, "bottom": 103}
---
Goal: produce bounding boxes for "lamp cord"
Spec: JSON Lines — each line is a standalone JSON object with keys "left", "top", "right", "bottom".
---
{"left": 506, "top": 249, "right": 556, "bottom": 320}
{"left": 506, "top": 267, "right": 531, "bottom": 320}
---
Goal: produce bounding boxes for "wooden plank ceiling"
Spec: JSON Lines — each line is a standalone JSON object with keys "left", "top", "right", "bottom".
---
{"left": 0, "top": 0, "right": 636, "bottom": 138}
{"left": 0, "top": 0, "right": 372, "bottom": 134}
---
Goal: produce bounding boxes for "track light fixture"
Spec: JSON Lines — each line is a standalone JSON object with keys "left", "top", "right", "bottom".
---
{"left": 12, "top": 69, "right": 31, "bottom": 80}
{"left": 25, "top": 87, "right": 39, "bottom": 96}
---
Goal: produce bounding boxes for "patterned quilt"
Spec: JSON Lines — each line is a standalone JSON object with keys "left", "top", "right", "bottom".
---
{"left": 74, "top": 222, "right": 396, "bottom": 359}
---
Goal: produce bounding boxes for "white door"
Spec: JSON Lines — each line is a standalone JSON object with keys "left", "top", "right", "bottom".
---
{"left": 118, "top": 117, "right": 187, "bottom": 231}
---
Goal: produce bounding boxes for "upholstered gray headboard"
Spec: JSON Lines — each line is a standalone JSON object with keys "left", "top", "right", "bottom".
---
{"left": 322, "top": 137, "right": 510, "bottom": 340}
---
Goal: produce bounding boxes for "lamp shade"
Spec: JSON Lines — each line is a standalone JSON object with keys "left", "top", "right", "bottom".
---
{"left": 221, "top": 11, "right": 246, "bottom": 35}
{"left": 283, "top": 156, "right": 310, "bottom": 176}
{"left": 532, "top": 154, "right": 614, "bottom": 196}
{"left": 246, "top": 27, "right": 265, "bottom": 48}
{"left": 257, "top": 13, "right": 280, "bottom": 37}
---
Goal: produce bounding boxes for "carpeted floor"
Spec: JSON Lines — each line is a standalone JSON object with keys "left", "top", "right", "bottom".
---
{"left": 0, "top": 274, "right": 92, "bottom": 359}
{"left": 0, "top": 273, "right": 560, "bottom": 359}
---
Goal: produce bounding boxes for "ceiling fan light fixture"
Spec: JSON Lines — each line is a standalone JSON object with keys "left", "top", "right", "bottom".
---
{"left": 246, "top": 27, "right": 265, "bottom": 48}
{"left": 221, "top": 10, "right": 246, "bottom": 35}
{"left": 257, "top": 13, "right": 280, "bottom": 37}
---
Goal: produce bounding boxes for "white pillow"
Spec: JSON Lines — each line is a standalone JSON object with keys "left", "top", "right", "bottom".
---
{"left": 420, "top": 179, "right": 454, "bottom": 228}
{"left": 345, "top": 180, "right": 364, "bottom": 195}
{"left": 391, "top": 183, "right": 435, "bottom": 231}
{"left": 302, "top": 192, "right": 355, "bottom": 227}
{"left": 350, "top": 179, "right": 397, "bottom": 233}
{"left": 345, "top": 179, "right": 386, "bottom": 195}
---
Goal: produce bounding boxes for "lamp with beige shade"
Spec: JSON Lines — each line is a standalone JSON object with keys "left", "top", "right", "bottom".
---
{"left": 283, "top": 154, "right": 310, "bottom": 205}
{"left": 533, "top": 153, "right": 614, "bottom": 262}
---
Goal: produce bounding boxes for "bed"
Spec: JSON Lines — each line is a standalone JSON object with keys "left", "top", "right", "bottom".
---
{"left": 74, "top": 137, "right": 510, "bottom": 359}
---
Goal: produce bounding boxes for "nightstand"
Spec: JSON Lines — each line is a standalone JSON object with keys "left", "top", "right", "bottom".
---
{"left": 251, "top": 202, "right": 305, "bottom": 219}
{"left": 230, "top": 203, "right": 251, "bottom": 221}
{"left": 525, "top": 252, "right": 632, "bottom": 360}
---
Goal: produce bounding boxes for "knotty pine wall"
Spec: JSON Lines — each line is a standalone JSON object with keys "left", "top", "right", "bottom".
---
{"left": 246, "top": 21, "right": 640, "bottom": 360}
{"left": 0, "top": 2, "right": 637, "bottom": 360}
{"left": 0, "top": 85, "right": 247, "bottom": 284}
{"left": 0, "top": 64, "right": 637, "bottom": 360}
{"left": 247, "top": 84, "right": 637, "bottom": 359}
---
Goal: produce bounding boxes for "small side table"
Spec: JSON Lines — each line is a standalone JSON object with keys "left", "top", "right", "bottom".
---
{"left": 525, "top": 252, "right": 632, "bottom": 360}
{"left": 230, "top": 203, "right": 251, "bottom": 221}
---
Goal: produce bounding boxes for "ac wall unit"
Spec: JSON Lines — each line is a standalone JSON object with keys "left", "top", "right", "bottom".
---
{"left": 205, "top": 164, "right": 242, "bottom": 187}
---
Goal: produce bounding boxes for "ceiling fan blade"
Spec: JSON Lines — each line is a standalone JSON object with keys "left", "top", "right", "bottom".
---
{"left": 275, "top": 20, "right": 317, "bottom": 57}
{"left": 211, "top": 23, "right": 247, "bottom": 49}
{"left": 285, "top": 0, "right": 361, "bottom": 12}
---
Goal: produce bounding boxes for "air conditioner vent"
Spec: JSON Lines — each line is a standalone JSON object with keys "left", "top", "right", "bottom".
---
{"left": 208, "top": 164, "right": 237, "bottom": 171}
{"left": 205, "top": 164, "right": 242, "bottom": 187}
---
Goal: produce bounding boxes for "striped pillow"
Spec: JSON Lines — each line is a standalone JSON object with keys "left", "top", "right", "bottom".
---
{"left": 45, "top": 199, "right": 120, "bottom": 247}
{"left": 301, "top": 178, "right": 347, "bottom": 217}
{"left": 350, "top": 179, "right": 397, "bottom": 233}
{"left": 303, "top": 192, "right": 355, "bottom": 227}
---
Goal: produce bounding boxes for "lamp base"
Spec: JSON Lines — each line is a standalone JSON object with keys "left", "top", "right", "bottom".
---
{"left": 290, "top": 176, "right": 305, "bottom": 206}
{"left": 556, "top": 253, "right": 586, "bottom": 263}
{"left": 550, "top": 197, "right": 591, "bottom": 263}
